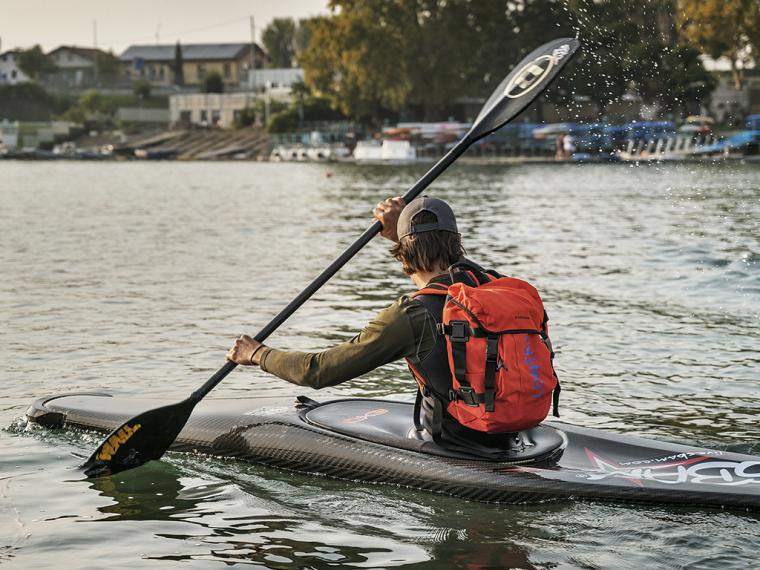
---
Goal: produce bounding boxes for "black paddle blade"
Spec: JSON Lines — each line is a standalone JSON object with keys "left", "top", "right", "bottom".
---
{"left": 469, "top": 37, "right": 580, "bottom": 141}
{"left": 81, "top": 398, "right": 197, "bottom": 478}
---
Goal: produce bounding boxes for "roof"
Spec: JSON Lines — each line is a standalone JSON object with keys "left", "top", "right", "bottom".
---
{"left": 49, "top": 45, "right": 109, "bottom": 61}
{"left": 119, "top": 43, "right": 257, "bottom": 62}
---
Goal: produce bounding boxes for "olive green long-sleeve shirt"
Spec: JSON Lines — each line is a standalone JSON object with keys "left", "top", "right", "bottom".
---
{"left": 260, "top": 294, "right": 439, "bottom": 389}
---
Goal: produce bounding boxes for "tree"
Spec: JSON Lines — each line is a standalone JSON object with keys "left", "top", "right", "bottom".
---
{"left": 17, "top": 45, "right": 57, "bottom": 80}
{"left": 0, "top": 83, "right": 69, "bottom": 121}
{"left": 95, "top": 50, "right": 121, "bottom": 83}
{"left": 202, "top": 71, "right": 224, "bottom": 93}
{"left": 559, "top": 0, "right": 715, "bottom": 118}
{"left": 60, "top": 90, "right": 117, "bottom": 127}
{"left": 173, "top": 41, "right": 185, "bottom": 87}
{"left": 133, "top": 79, "right": 151, "bottom": 99}
{"left": 300, "top": 1, "right": 554, "bottom": 122}
{"left": 294, "top": 18, "right": 316, "bottom": 63}
{"left": 262, "top": 17, "right": 297, "bottom": 68}
{"left": 300, "top": 6, "right": 415, "bottom": 123}
{"left": 678, "top": 0, "right": 760, "bottom": 90}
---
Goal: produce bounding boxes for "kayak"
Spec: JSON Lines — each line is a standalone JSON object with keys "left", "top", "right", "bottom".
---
{"left": 26, "top": 392, "right": 760, "bottom": 510}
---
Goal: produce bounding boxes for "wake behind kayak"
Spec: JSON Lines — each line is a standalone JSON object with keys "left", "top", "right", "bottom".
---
{"left": 26, "top": 393, "right": 760, "bottom": 510}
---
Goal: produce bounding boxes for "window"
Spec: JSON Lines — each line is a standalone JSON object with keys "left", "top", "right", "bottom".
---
{"left": 11, "top": 70, "right": 17, "bottom": 79}
{"left": 197, "top": 64, "right": 205, "bottom": 78}
{"left": 223, "top": 63, "right": 231, "bottom": 79}
{"left": 200, "top": 110, "right": 208, "bottom": 122}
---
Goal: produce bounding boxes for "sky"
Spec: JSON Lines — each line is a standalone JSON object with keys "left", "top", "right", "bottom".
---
{"left": 1, "top": 0, "right": 329, "bottom": 54}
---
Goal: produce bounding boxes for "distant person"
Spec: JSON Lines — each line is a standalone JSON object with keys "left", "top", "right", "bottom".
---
{"left": 563, "top": 133, "right": 575, "bottom": 158}
{"left": 227, "top": 197, "right": 559, "bottom": 456}
{"left": 555, "top": 134, "right": 566, "bottom": 160}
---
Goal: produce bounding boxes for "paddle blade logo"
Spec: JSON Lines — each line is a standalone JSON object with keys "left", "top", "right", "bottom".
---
{"left": 504, "top": 44, "right": 571, "bottom": 99}
{"left": 95, "top": 422, "right": 142, "bottom": 461}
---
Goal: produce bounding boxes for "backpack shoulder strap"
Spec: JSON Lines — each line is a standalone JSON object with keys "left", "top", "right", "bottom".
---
{"left": 411, "top": 282, "right": 448, "bottom": 298}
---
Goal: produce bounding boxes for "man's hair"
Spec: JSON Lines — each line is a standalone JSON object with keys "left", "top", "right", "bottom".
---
{"left": 390, "top": 211, "right": 465, "bottom": 275}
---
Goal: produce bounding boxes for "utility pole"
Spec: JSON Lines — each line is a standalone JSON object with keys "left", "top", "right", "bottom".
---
{"left": 249, "top": 16, "right": 256, "bottom": 90}
{"left": 93, "top": 20, "right": 99, "bottom": 84}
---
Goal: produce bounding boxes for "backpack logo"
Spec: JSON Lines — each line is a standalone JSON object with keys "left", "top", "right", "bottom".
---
{"left": 524, "top": 335, "right": 544, "bottom": 398}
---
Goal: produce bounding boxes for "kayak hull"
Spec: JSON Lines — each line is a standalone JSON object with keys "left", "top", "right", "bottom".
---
{"left": 26, "top": 393, "right": 760, "bottom": 510}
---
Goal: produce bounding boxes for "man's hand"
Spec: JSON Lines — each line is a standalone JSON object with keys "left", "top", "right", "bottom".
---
{"left": 373, "top": 196, "right": 406, "bottom": 242}
{"left": 227, "top": 335, "right": 266, "bottom": 366}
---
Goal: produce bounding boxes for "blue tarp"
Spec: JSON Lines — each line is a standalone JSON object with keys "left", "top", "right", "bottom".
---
{"left": 746, "top": 115, "right": 760, "bottom": 130}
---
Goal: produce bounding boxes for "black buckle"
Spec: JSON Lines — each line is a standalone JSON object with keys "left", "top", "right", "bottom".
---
{"left": 449, "top": 320, "right": 469, "bottom": 342}
{"left": 457, "top": 387, "right": 479, "bottom": 407}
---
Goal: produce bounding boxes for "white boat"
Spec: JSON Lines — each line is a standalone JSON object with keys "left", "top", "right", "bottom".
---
{"left": 354, "top": 139, "right": 417, "bottom": 163}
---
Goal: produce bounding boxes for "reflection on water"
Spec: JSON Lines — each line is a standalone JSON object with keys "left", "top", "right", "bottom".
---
{"left": 1, "top": 161, "right": 759, "bottom": 568}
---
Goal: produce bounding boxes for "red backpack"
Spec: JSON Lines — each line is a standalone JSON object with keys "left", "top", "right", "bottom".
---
{"left": 411, "top": 262, "right": 559, "bottom": 434}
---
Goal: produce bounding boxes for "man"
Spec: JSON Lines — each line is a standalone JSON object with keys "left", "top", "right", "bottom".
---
{"left": 227, "top": 196, "right": 537, "bottom": 454}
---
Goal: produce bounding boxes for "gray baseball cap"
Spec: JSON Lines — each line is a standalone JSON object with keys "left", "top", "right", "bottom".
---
{"left": 397, "top": 196, "right": 458, "bottom": 240}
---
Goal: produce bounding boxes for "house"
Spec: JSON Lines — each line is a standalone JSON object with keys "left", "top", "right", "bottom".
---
{"left": 119, "top": 43, "right": 267, "bottom": 88}
{"left": 248, "top": 67, "right": 304, "bottom": 94}
{"left": 0, "top": 51, "right": 31, "bottom": 85}
{"left": 169, "top": 88, "right": 296, "bottom": 128}
{"left": 700, "top": 55, "right": 760, "bottom": 123}
{"left": 47, "top": 46, "right": 110, "bottom": 88}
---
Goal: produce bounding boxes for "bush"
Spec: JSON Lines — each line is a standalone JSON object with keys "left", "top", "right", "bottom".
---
{"left": 234, "top": 106, "right": 257, "bottom": 128}
{"left": 266, "top": 95, "right": 345, "bottom": 133}
{"left": 133, "top": 79, "right": 151, "bottom": 99}
{"left": 0, "top": 83, "right": 71, "bottom": 121}
{"left": 202, "top": 71, "right": 224, "bottom": 93}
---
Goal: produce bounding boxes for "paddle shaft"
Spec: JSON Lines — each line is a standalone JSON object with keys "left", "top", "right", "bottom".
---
{"left": 190, "top": 134, "right": 474, "bottom": 403}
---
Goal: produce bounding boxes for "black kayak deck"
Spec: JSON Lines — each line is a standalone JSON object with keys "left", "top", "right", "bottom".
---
{"left": 303, "top": 398, "right": 566, "bottom": 463}
{"left": 25, "top": 393, "right": 760, "bottom": 511}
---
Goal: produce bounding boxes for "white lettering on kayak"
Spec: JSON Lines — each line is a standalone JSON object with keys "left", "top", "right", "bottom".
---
{"left": 578, "top": 449, "right": 760, "bottom": 486}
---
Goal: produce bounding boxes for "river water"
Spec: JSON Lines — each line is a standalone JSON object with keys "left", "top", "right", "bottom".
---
{"left": 1, "top": 160, "right": 758, "bottom": 569}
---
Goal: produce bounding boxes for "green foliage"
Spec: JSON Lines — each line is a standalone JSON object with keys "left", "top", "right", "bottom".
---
{"left": 60, "top": 90, "right": 117, "bottom": 127}
{"left": 561, "top": 0, "right": 716, "bottom": 116}
{"left": 267, "top": 107, "right": 299, "bottom": 133}
{"left": 234, "top": 106, "right": 257, "bottom": 128}
{"left": 133, "top": 79, "right": 152, "bottom": 99}
{"left": 300, "top": 8, "right": 411, "bottom": 123}
{"left": 678, "top": 0, "right": 760, "bottom": 90}
{"left": 95, "top": 50, "right": 121, "bottom": 81}
{"left": 266, "top": 95, "right": 345, "bottom": 133}
{"left": 262, "top": 18, "right": 297, "bottom": 68}
{"left": 0, "top": 83, "right": 70, "bottom": 121}
{"left": 298, "top": 0, "right": 718, "bottom": 123}
{"left": 300, "top": 1, "right": 574, "bottom": 122}
{"left": 202, "top": 71, "right": 224, "bottom": 93}
{"left": 294, "top": 18, "right": 316, "bottom": 63}
{"left": 16, "top": 45, "right": 57, "bottom": 79}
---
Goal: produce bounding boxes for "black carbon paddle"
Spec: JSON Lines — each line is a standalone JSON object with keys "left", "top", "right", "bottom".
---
{"left": 82, "top": 37, "right": 580, "bottom": 478}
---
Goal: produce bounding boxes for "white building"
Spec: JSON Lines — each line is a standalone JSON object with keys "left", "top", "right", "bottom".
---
{"left": 0, "top": 51, "right": 30, "bottom": 85}
{"left": 170, "top": 88, "right": 295, "bottom": 128}
{"left": 247, "top": 67, "right": 304, "bottom": 92}
{"left": 47, "top": 46, "right": 105, "bottom": 88}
